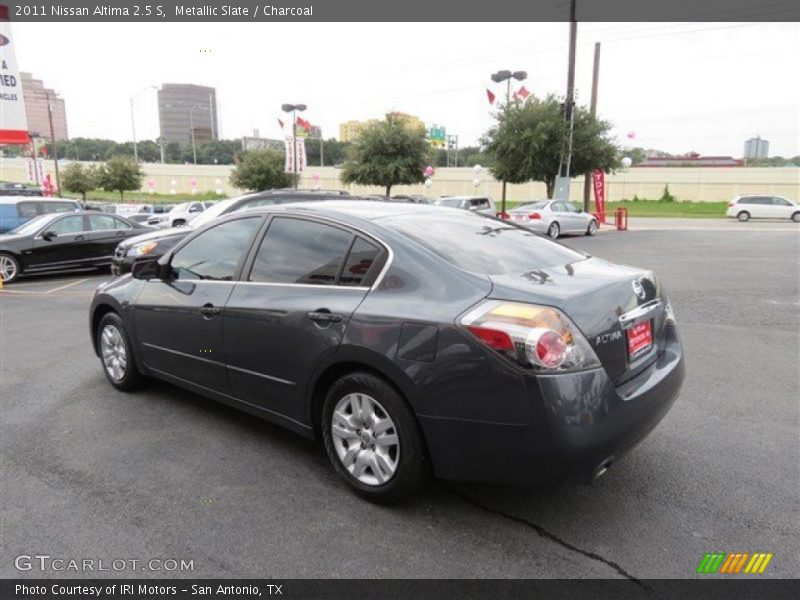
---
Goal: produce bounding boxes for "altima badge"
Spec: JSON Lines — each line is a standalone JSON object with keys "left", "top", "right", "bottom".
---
{"left": 632, "top": 279, "right": 647, "bottom": 300}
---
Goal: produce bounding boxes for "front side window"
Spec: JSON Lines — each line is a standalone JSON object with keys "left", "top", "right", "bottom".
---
{"left": 772, "top": 197, "right": 791, "bottom": 206}
{"left": 564, "top": 202, "right": 580, "bottom": 213}
{"left": 114, "top": 217, "right": 132, "bottom": 229}
{"left": 170, "top": 217, "right": 261, "bottom": 281}
{"left": 249, "top": 218, "right": 352, "bottom": 286}
{"left": 48, "top": 215, "right": 86, "bottom": 235}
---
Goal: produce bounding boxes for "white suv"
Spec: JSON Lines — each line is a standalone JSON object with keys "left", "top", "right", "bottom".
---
{"left": 147, "top": 201, "right": 208, "bottom": 228}
{"left": 726, "top": 195, "right": 800, "bottom": 222}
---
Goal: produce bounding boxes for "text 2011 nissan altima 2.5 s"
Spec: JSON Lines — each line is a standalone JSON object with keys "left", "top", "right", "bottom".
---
{"left": 89, "top": 202, "right": 685, "bottom": 503}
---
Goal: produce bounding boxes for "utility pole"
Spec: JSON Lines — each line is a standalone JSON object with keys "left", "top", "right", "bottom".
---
{"left": 583, "top": 42, "right": 601, "bottom": 212}
{"left": 45, "top": 91, "right": 62, "bottom": 197}
{"left": 562, "top": 0, "right": 577, "bottom": 180}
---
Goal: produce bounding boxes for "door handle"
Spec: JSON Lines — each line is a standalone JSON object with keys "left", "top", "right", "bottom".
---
{"left": 200, "top": 303, "right": 221, "bottom": 318}
{"left": 75, "top": 235, "right": 85, "bottom": 241}
{"left": 307, "top": 310, "right": 343, "bottom": 324}
{"left": 115, "top": 230, "right": 126, "bottom": 236}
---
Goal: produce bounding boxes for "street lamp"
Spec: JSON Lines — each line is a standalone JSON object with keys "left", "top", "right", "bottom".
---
{"left": 130, "top": 85, "right": 158, "bottom": 163}
{"left": 490, "top": 70, "right": 527, "bottom": 213}
{"left": 282, "top": 103, "right": 307, "bottom": 188}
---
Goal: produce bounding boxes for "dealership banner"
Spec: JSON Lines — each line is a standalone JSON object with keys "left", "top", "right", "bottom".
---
{"left": 0, "top": 17, "right": 30, "bottom": 145}
{"left": 284, "top": 137, "right": 306, "bottom": 174}
{"left": 592, "top": 169, "right": 606, "bottom": 221}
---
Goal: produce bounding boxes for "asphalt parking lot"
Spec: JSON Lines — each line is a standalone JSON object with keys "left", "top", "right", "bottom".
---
{"left": 1, "top": 221, "right": 798, "bottom": 581}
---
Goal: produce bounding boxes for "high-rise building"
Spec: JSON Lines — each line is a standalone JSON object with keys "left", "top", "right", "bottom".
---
{"left": 157, "top": 83, "right": 218, "bottom": 145}
{"left": 743, "top": 136, "right": 769, "bottom": 160}
{"left": 20, "top": 72, "right": 68, "bottom": 140}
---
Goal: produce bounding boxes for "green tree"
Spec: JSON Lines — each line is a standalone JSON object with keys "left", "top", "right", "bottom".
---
{"left": 341, "top": 114, "right": 431, "bottom": 196}
{"left": 96, "top": 156, "right": 143, "bottom": 201}
{"left": 229, "top": 149, "right": 294, "bottom": 191}
{"left": 483, "top": 94, "right": 620, "bottom": 199}
{"left": 61, "top": 163, "right": 98, "bottom": 203}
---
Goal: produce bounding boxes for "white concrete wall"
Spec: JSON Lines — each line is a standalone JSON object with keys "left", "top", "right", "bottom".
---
{"left": 2, "top": 158, "right": 798, "bottom": 203}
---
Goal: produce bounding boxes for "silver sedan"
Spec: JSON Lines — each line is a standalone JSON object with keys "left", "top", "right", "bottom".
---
{"left": 506, "top": 200, "right": 598, "bottom": 238}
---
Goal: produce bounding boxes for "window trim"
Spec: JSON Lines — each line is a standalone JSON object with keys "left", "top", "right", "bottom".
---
{"left": 240, "top": 213, "right": 392, "bottom": 291}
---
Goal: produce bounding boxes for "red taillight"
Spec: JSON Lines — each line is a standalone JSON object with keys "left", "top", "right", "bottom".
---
{"left": 466, "top": 326, "right": 514, "bottom": 351}
{"left": 497, "top": 211, "right": 510, "bottom": 219}
{"left": 531, "top": 329, "right": 567, "bottom": 368}
{"left": 529, "top": 212, "right": 541, "bottom": 220}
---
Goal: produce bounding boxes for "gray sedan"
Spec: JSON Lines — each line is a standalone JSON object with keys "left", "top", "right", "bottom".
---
{"left": 507, "top": 200, "right": 598, "bottom": 238}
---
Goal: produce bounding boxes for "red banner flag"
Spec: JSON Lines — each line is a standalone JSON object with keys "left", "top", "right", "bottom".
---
{"left": 486, "top": 89, "right": 496, "bottom": 105}
{"left": 592, "top": 169, "right": 606, "bottom": 222}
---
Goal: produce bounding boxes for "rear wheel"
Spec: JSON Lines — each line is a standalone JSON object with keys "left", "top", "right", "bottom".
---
{"left": 548, "top": 221, "right": 561, "bottom": 239}
{"left": 0, "top": 252, "right": 20, "bottom": 284}
{"left": 792, "top": 212, "right": 800, "bottom": 223}
{"left": 321, "top": 372, "right": 426, "bottom": 504}
{"left": 172, "top": 219, "right": 186, "bottom": 227}
{"left": 737, "top": 211, "right": 750, "bottom": 222}
{"left": 586, "top": 219, "right": 598, "bottom": 236}
{"left": 97, "top": 312, "right": 145, "bottom": 391}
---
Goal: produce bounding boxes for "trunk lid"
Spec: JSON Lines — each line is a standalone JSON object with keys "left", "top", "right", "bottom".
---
{"left": 489, "top": 257, "right": 667, "bottom": 385}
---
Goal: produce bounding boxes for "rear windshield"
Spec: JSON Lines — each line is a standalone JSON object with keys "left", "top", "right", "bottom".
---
{"left": 515, "top": 201, "right": 549, "bottom": 210}
{"left": 436, "top": 198, "right": 465, "bottom": 208}
{"left": 381, "top": 212, "right": 587, "bottom": 275}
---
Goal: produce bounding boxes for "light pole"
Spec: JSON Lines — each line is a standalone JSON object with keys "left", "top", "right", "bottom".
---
{"left": 282, "top": 103, "right": 307, "bottom": 188}
{"left": 130, "top": 85, "right": 157, "bottom": 163}
{"left": 490, "top": 70, "right": 527, "bottom": 214}
{"left": 44, "top": 91, "right": 62, "bottom": 197}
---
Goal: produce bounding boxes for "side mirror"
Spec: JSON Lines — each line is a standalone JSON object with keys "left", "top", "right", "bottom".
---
{"left": 132, "top": 260, "right": 170, "bottom": 280}
{"left": 42, "top": 231, "right": 58, "bottom": 241}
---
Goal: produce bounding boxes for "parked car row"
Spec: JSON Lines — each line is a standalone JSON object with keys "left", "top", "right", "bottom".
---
{"left": 89, "top": 200, "right": 685, "bottom": 503}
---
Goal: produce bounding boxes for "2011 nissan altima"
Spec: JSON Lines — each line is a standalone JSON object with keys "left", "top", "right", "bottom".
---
{"left": 89, "top": 202, "right": 685, "bottom": 503}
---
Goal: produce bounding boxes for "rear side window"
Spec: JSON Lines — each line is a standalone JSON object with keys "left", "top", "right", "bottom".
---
{"left": 17, "top": 201, "right": 38, "bottom": 218}
{"left": 383, "top": 212, "right": 587, "bottom": 275}
{"left": 88, "top": 214, "right": 118, "bottom": 230}
{"left": 171, "top": 217, "right": 261, "bottom": 281}
{"left": 42, "top": 201, "right": 78, "bottom": 214}
{"left": 248, "top": 217, "right": 352, "bottom": 286}
{"left": 739, "top": 197, "right": 768, "bottom": 205}
{"left": 339, "top": 237, "right": 383, "bottom": 287}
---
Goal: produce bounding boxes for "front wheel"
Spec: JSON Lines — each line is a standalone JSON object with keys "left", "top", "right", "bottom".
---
{"left": 792, "top": 212, "right": 800, "bottom": 223}
{"left": 0, "top": 252, "right": 21, "bottom": 284}
{"left": 737, "top": 211, "right": 750, "bottom": 222}
{"left": 548, "top": 221, "right": 561, "bottom": 239}
{"left": 321, "top": 372, "right": 426, "bottom": 504}
{"left": 97, "top": 312, "right": 145, "bottom": 391}
{"left": 586, "top": 219, "right": 598, "bottom": 236}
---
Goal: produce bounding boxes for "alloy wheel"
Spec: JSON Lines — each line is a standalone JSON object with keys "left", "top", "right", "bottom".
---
{"left": 0, "top": 255, "right": 18, "bottom": 282}
{"left": 331, "top": 393, "right": 400, "bottom": 486}
{"left": 100, "top": 324, "right": 127, "bottom": 382}
{"left": 548, "top": 222, "right": 560, "bottom": 238}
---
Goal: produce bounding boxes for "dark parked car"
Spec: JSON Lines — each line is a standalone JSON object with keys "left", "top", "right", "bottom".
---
{"left": 0, "top": 212, "right": 149, "bottom": 283}
{"left": 90, "top": 202, "right": 684, "bottom": 503}
{"left": 111, "top": 189, "right": 357, "bottom": 276}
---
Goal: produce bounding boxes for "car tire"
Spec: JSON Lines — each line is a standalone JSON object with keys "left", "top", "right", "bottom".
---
{"left": 548, "top": 221, "right": 561, "bottom": 239}
{"left": 737, "top": 211, "right": 750, "bottom": 222}
{"left": 0, "top": 252, "right": 21, "bottom": 284}
{"left": 97, "top": 312, "right": 145, "bottom": 391}
{"left": 586, "top": 219, "right": 598, "bottom": 236}
{"left": 321, "top": 372, "right": 426, "bottom": 504}
{"left": 792, "top": 212, "right": 800, "bottom": 223}
{"left": 173, "top": 219, "right": 186, "bottom": 227}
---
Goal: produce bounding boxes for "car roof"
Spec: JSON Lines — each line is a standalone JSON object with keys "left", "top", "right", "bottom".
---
{"left": 0, "top": 196, "right": 79, "bottom": 204}
{"left": 236, "top": 200, "right": 457, "bottom": 222}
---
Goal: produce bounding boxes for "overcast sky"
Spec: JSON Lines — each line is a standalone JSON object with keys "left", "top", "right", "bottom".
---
{"left": 11, "top": 21, "right": 800, "bottom": 157}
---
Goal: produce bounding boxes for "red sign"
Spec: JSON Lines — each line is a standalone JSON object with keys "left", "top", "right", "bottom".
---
{"left": 592, "top": 169, "right": 606, "bottom": 222}
{"left": 627, "top": 321, "right": 653, "bottom": 359}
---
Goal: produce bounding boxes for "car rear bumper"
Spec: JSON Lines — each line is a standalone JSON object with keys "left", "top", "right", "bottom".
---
{"left": 418, "top": 321, "right": 684, "bottom": 486}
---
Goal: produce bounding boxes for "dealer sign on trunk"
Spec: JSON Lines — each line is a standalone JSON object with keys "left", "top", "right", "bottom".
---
{"left": 0, "top": 17, "right": 30, "bottom": 145}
